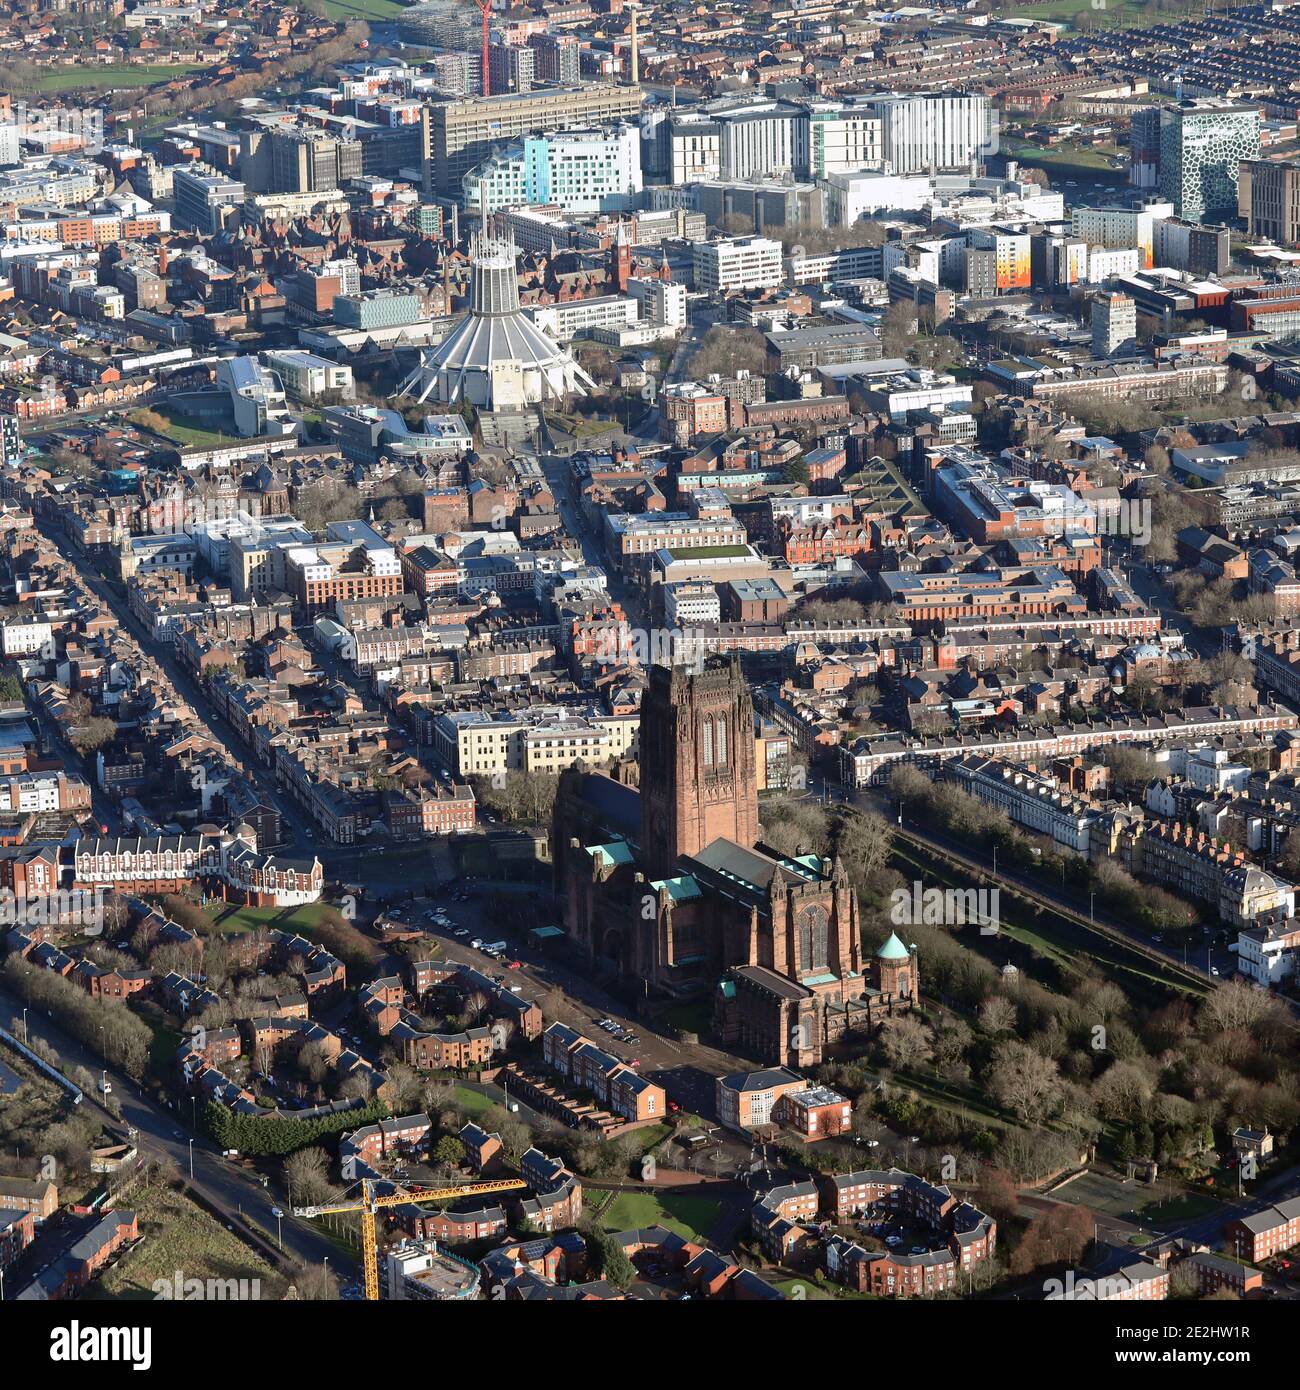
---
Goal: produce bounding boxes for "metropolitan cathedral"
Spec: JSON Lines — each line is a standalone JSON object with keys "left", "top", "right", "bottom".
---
{"left": 552, "top": 657, "right": 918, "bottom": 1067}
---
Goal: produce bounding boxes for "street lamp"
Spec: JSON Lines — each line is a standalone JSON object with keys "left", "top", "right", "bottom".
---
{"left": 187, "top": 1138, "right": 194, "bottom": 1181}
{"left": 21, "top": 1007, "right": 27, "bottom": 1045}
{"left": 272, "top": 1207, "right": 284, "bottom": 1250}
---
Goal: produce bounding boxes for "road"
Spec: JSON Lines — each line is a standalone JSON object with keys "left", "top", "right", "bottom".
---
{"left": 664, "top": 308, "right": 715, "bottom": 386}
{"left": 1123, "top": 559, "right": 1220, "bottom": 660}
{"left": 0, "top": 986, "right": 354, "bottom": 1284}
{"left": 40, "top": 521, "right": 320, "bottom": 857}
{"left": 539, "top": 450, "right": 648, "bottom": 627}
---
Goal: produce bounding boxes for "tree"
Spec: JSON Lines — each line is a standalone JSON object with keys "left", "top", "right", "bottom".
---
{"left": 978, "top": 995, "right": 1017, "bottom": 1036}
{"left": 879, "top": 1014, "right": 932, "bottom": 1071}
{"left": 1202, "top": 980, "right": 1279, "bottom": 1034}
{"left": 975, "top": 1167, "right": 1020, "bottom": 1225}
{"left": 433, "top": 1135, "right": 466, "bottom": 1171}
{"left": 283, "top": 1147, "right": 336, "bottom": 1206}
{"left": 1009, "top": 1203, "right": 1093, "bottom": 1276}
{"left": 878, "top": 300, "right": 917, "bottom": 357}
{"left": 294, "top": 1262, "right": 339, "bottom": 1301}
{"left": 1091, "top": 1060, "right": 1154, "bottom": 1124}
{"left": 590, "top": 1228, "right": 636, "bottom": 1289}
{"left": 70, "top": 716, "right": 117, "bottom": 754}
{"left": 835, "top": 810, "right": 894, "bottom": 899}
{"left": 986, "top": 1039, "right": 1061, "bottom": 1124}
{"left": 687, "top": 325, "right": 766, "bottom": 380}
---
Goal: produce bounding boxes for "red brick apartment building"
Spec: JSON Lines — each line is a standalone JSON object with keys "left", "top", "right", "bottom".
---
{"left": 1226, "top": 1197, "right": 1300, "bottom": 1262}
{"left": 399, "top": 1027, "right": 493, "bottom": 1070}
{"left": 0, "top": 1207, "right": 34, "bottom": 1267}
{"left": 1187, "top": 1252, "right": 1263, "bottom": 1297}
{"left": 385, "top": 782, "right": 476, "bottom": 838}
{"left": 541, "top": 1022, "right": 668, "bottom": 1122}
{"left": 0, "top": 1176, "right": 58, "bottom": 1221}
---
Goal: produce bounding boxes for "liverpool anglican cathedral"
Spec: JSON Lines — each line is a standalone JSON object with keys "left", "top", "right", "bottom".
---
{"left": 552, "top": 657, "right": 918, "bottom": 1068}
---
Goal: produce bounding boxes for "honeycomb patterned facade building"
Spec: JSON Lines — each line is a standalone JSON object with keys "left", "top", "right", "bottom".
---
{"left": 1158, "top": 98, "right": 1261, "bottom": 223}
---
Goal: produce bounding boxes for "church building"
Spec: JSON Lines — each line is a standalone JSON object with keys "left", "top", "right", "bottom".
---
{"left": 552, "top": 657, "right": 917, "bottom": 1066}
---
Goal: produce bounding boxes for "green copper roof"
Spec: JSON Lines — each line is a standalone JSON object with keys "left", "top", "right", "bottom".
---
{"left": 650, "top": 874, "right": 703, "bottom": 903}
{"left": 877, "top": 932, "right": 911, "bottom": 961}
{"left": 587, "top": 840, "right": 634, "bottom": 869}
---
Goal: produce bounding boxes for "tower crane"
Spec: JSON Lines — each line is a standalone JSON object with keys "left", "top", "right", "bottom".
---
{"left": 294, "top": 1176, "right": 528, "bottom": 1300}
{"left": 478, "top": 0, "right": 493, "bottom": 97}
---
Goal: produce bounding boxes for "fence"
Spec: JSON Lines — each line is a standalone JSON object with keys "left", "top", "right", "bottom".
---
{"left": 0, "top": 1024, "right": 84, "bottom": 1104}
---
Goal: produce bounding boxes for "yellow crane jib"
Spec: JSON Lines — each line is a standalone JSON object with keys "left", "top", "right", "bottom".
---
{"left": 294, "top": 1176, "right": 529, "bottom": 1300}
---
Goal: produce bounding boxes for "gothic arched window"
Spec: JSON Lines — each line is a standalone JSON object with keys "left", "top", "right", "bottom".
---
{"left": 797, "top": 904, "right": 830, "bottom": 973}
{"left": 702, "top": 717, "right": 714, "bottom": 766}
{"left": 715, "top": 716, "right": 728, "bottom": 768}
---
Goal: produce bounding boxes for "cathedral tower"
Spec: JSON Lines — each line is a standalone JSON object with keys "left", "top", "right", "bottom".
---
{"left": 639, "top": 657, "right": 759, "bottom": 879}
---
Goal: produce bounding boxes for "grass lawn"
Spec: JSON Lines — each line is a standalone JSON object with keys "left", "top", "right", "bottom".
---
{"left": 1134, "top": 1191, "right": 1222, "bottom": 1224}
{"left": 1004, "top": 0, "right": 1200, "bottom": 27}
{"left": 1000, "top": 138, "right": 1126, "bottom": 183}
{"left": 631, "top": 1121, "right": 673, "bottom": 1155}
{"left": 661, "top": 999, "right": 711, "bottom": 1037}
{"left": 893, "top": 1067, "right": 1013, "bottom": 1131}
{"left": 1048, "top": 1168, "right": 1219, "bottom": 1224}
{"left": 33, "top": 64, "right": 208, "bottom": 93}
{"left": 667, "top": 544, "right": 750, "bottom": 559}
{"left": 318, "top": 0, "right": 408, "bottom": 19}
{"left": 147, "top": 1023, "right": 186, "bottom": 1079}
{"left": 771, "top": 1274, "right": 835, "bottom": 1299}
{"left": 96, "top": 1180, "right": 287, "bottom": 1301}
{"left": 131, "top": 403, "right": 239, "bottom": 449}
{"left": 599, "top": 1189, "right": 719, "bottom": 1242}
{"left": 450, "top": 1084, "right": 496, "bottom": 1117}
{"left": 206, "top": 901, "right": 333, "bottom": 937}
{"left": 771, "top": 1273, "right": 875, "bottom": 1300}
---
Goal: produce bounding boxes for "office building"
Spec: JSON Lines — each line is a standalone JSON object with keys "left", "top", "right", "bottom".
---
{"left": 426, "top": 85, "right": 644, "bottom": 196}
{"left": 665, "top": 99, "right": 808, "bottom": 185}
{"left": 334, "top": 289, "right": 424, "bottom": 331}
{"left": 0, "top": 413, "right": 19, "bottom": 467}
{"left": 488, "top": 40, "right": 535, "bottom": 96}
{"left": 462, "top": 124, "right": 641, "bottom": 215}
{"left": 1152, "top": 217, "right": 1230, "bottom": 277}
{"left": 1092, "top": 291, "right": 1138, "bottom": 359}
{"left": 268, "top": 126, "right": 363, "bottom": 194}
{"left": 806, "top": 102, "right": 883, "bottom": 179}
{"left": 528, "top": 33, "right": 581, "bottom": 86}
{"left": 693, "top": 236, "right": 783, "bottom": 294}
{"left": 1239, "top": 158, "right": 1300, "bottom": 246}
{"left": 1070, "top": 203, "right": 1172, "bottom": 270}
{"left": 1157, "top": 99, "right": 1260, "bottom": 222}
{"left": 172, "top": 164, "right": 245, "bottom": 234}
{"left": 866, "top": 92, "right": 991, "bottom": 176}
